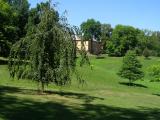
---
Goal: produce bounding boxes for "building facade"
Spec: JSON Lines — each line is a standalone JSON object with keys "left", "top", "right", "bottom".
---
{"left": 74, "top": 36, "right": 102, "bottom": 55}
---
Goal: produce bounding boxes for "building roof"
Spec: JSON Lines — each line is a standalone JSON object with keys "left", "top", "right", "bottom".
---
{"left": 73, "top": 35, "right": 101, "bottom": 42}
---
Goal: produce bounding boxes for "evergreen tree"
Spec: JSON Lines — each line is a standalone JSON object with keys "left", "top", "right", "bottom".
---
{"left": 118, "top": 50, "right": 144, "bottom": 85}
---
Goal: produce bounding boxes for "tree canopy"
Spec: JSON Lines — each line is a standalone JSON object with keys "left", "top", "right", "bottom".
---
{"left": 81, "top": 19, "right": 101, "bottom": 41}
{"left": 100, "top": 24, "right": 112, "bottom": 53}
{"left": 8, "top": 1, "right": 78, "bottom": 92}
{"left": 107, "top": 25, "right": 140, "bottom": 56}
{"left": 0, "top": 0, "right": 29, "bottom": 57}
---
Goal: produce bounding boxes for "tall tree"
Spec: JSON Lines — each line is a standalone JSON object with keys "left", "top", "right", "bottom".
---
{"left": 0, "top": 0, "right": 18, "bottom": 57}
{"left": 118, "top": 50, "right": 144, "bottom": 85}
{"left": 100, "top": 24, "right": 112, "bottom": 53}
{"left": 137, "top": 29, "right": 152, "bottom": 54}
{"left": 137, "top": 30, "right": 160, "bottom": 56}
{"left": 0, "top": 0, "right": 29, "bottom": 57}
{"left": 7, "top": 0, "right": 30, "bottom": 38}
{"left": 80, "top": 19, "right": 101, "bottom": 53}
{"left": 150, "top": 31, "right": 160, "bottom": 56}
{"left": 8, "top": 1, "right": 76, "bottom": 92}
{"left": 107, "top": 25, "right": 139, "bottom": 56}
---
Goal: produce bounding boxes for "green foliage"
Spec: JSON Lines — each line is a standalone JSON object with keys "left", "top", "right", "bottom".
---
{"left": 118, "top": 50, "right": 144, "bottom": 85}
{"left": 150, "top": 31, "right": 160, "bottom": 56}
{"left": 136, "top": 30, "right": 149, "bottom": 54}
{"left": 137, "top": 30, "right": 160, "bottom": 56}
{"left": 0, "top": 0, "right": 17, "bottom": 56}
{"left": 143, "top": 47, "right": 150, "bottom": 58}
{"left": 100, "top": 24, "right": 112, "bottom": 53}
{"left": 8, "top": 1, "right": 77, "bottom": 92}
{"left": 81, "top": 19, "right": 101, "bottom": 40}
{"left": 78, "top": 20, "right": 160, "bottom": 57}
{"left": 79, "top": 19, "right": 160, "bottom": 57}
{"left": 80, "top": 19, "right": 101, "bottom": 54}
{"left": 107, "top": 25, "right": 140, "bottom": 56}
{"left": 7, "top": 0, "right": 30, "bottom": 37}
{"left": 0, "top": 0, "right": 29, "bottom": 57}
{"left": 148, "top": 65, "right": 160, "bottom": 82}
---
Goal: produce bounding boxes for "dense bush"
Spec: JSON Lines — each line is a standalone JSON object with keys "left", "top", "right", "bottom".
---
{"left": 143, "top": 47, "right": 150, "bottom": 58}
{"left": 148, "top": 65, "right": 160, "bottom": 82}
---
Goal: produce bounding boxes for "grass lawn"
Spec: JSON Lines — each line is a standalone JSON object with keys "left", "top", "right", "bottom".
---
{"left": 0, "top": 56, "right": 160, "bottom": 120}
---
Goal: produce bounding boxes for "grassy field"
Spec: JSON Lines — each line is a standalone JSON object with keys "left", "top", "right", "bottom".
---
{"left": 0, "top": 56, "right": 160, "bottom": 120}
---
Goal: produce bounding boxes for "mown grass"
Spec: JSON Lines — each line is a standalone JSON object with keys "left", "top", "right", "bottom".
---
{"left": 0, "top": 56, "right": 160, "bottom": 120}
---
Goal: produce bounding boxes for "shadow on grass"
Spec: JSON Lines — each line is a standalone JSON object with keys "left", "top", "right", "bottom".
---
{"left": 152, "top": 93, "right": 160, "bottom": 97}
{"left": 0, "top": 85, "right": 160, "bottom": 120}
{"left": 119, "top": 82, "right": 148, "bottom": 88}
{"left": 45, "top": 90, "right": 104, "bottom": 103}
{"left": 0, "top": 59, "right": 8, "bottom": 65}
{"left": 0, "top": 85, "right": 21, "bottom": 94}
{"left": 0, "top": 85, "right": 104, "bottom": 103}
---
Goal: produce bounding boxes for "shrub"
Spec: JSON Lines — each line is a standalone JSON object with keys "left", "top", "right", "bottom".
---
{"left": 143, "top": 47, "right": 150, "bottom": 58}
{"left": 148, "top": 65, "right": 160, "bottom": 82}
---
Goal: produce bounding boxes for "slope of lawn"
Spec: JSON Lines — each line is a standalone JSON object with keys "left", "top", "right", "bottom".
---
{"left": 0, "top": 56, "right": 160, "bottom": 120}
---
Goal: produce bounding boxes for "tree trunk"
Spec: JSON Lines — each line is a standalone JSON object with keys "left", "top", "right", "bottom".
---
{"left": 129, "top": 79, "right": 132, "bottom": 86}
{"left": 37, "top": 82, "right": 45, "bottom": 94}
{"left": 41, "top": 82, "right": 45, "bottom": 93}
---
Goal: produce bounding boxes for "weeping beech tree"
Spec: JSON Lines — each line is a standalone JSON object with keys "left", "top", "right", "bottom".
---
{"left": 8, "top": 1, "right": 87, "bottom": 92}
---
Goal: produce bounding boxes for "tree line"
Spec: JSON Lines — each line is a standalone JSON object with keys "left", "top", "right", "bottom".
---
{"left": 80, "top": 19, "right": 160, "bottom": 57}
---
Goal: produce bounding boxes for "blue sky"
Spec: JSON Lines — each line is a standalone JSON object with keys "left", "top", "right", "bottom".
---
{"left": 28, "top": 0, "right": 160, "bottom": 31}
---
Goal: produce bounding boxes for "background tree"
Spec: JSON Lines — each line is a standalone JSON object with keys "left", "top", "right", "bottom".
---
{"left": 149, "top": 31, "right": 160, "bottom": 56}
{"left": 0, "top": 0, "right": 18, "bottom": 57}
{"left": 80, "top": 19, "right": 101, "bottom": 53}
{"left": 148, "top": 65, "right": 160, "bottom": 82}
{"left": 118, "top": 50, "right": 144, "bottom": 85}
{"left": 107, "top": 25, "right": 140, "bottom": 56}
{"left": 7, "top": 0, "right": 30, "bottom": 38}
{"left": 100, "top": 24, "right": 112, "bottom": 53}
{"left": 136, "top": 30, "right": 146, "bottom": 55}
{"left": 143, "top": 47, "right": 150, "bottom": 59}
{"left": 136, "top": 29, "right": 160, "bottom": 57}
{"left": 136, "top": 30, "right": 152, "bottom": 55}
{"left": 0, "top": 0, "right": 29, "bottom": 57}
